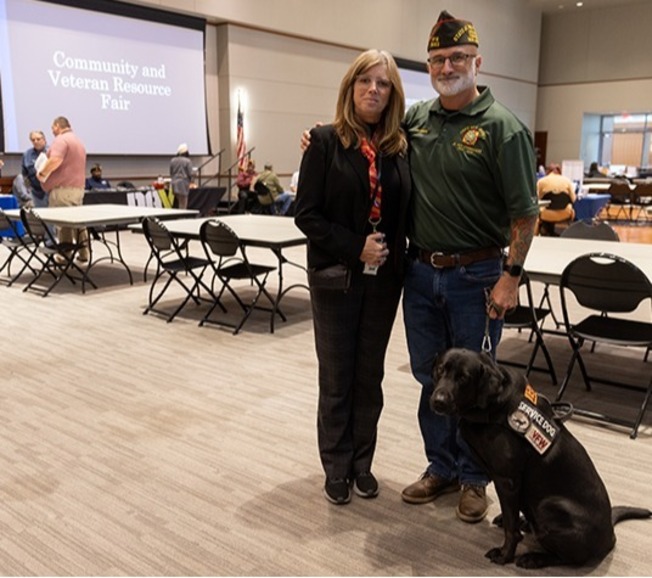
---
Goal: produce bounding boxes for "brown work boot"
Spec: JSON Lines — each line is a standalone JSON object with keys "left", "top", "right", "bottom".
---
{"left": 456, "top": 484, "right": 489, "bottom": 523}
{"left": 401, "top": 472, "right": 460, "bottom": 504}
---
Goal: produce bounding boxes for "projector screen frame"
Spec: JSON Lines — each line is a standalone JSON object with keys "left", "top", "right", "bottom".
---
{"left": 0, "top": 0, "right": 211, "bottom": 156}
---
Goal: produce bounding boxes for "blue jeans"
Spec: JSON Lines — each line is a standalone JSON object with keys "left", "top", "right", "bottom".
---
{"left": 274, "top": 192, "right": 293, "bottom": 215}
{"left": 402, "top": 256, "right": 503, "bottom": 486}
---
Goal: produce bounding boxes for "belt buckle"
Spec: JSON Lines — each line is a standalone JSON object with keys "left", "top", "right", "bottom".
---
{"left": 429, "top": 251, "right": 446, "bottom": 268}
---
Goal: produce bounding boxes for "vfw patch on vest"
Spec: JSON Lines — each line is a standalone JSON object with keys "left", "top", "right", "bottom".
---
{"left": 507, "top": 384, "right": 559, "bottom": 455}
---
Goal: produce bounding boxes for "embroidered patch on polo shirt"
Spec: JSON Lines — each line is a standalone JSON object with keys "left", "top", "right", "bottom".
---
{"left": 454, "top": 126, "right": 486, "bottom": 155}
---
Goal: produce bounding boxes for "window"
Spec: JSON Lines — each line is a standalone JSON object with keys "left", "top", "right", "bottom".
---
{"left": 588, "top": 113, "right": 652, "bottom": 172}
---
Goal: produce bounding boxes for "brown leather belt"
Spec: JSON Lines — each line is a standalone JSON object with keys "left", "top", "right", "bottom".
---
{"left": 415, "top": 246, "right": 503, "bottom": 269}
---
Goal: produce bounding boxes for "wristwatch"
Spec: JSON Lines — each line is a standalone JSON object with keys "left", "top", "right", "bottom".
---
{"left": 504, "top": 263, "right": 523, "bottom": 278}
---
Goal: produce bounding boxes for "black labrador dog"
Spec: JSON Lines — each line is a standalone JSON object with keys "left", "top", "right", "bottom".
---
{"left": 431, "top": 348, "right": 651, "bottom": 569}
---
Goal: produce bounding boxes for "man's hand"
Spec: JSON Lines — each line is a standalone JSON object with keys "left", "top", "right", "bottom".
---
{"left": 488, "top": 213, "right": 537, "bottom": 319}
{"left": 300, "top": 122, "right": 322, "bottom": 152}
{"left": 486, "top": 274, "right": 519, "bottom": 320}
{"left": 300, "top": 130, "right": 311, "bottom": 152}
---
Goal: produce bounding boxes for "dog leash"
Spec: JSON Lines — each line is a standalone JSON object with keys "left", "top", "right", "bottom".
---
{"left": 482, "top": 316, "right": 492, "bottom": 353}
{"left": 482, "top": 288, "right": 493, "bottom": 353}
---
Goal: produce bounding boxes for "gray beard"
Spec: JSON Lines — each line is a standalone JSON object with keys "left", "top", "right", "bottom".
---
{"left": 433, "top": 74, "right": 474, "bottom": 97}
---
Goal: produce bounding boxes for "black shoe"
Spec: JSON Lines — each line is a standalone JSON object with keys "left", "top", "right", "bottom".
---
{"left": 353, "top": 472, "right": 379, "bottom": 498}
{"left": 324, "top": 478, "right": 351, "bottom": 505}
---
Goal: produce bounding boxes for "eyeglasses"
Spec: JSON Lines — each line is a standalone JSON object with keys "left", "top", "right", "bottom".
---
{"left": 355, "top": 75, "right": 392, "bottom": 91}
{"left": 427, "top": 53, "right": 476, "bottom": 70}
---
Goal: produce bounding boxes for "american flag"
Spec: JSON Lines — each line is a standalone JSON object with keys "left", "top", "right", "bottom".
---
{"left": 236, "top": 97, "right": 246, "bottom": 171}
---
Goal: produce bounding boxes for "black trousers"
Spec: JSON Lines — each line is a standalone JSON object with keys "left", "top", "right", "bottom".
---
{"left": 310, "top": 270, "right": 402, "bottom": 480}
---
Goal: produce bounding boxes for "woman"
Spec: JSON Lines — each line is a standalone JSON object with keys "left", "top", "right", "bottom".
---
{"left": 169, "top": 143, "right": 194, "bottom": 209}
{"left": 294, "top": 49, "right": 411, "bottom": 505}
{"left": 234, "top": 159, "right": 257, "bottom": 214}
{"left": 536, "top": 163, "right": 576, "bottom": 236}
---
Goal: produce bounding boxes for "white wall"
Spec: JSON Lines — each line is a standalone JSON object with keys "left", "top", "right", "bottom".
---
{"left": 537, "top": 79, "right": 652, "bottom": 164}
{"left": 206, "top": 0, "right": 542, "bottom": 182}
{"left": 536, "top": 0, "right": 652, "bottom": 165}
{"left": 1, "top": 0, "right": 542, "bottom": 186}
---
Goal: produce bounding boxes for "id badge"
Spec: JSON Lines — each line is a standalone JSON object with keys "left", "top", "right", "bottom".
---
{"left": 363, "top": 263, "right": 378, "bottom": 276}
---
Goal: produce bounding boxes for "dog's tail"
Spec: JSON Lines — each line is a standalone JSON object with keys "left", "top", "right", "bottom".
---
{"left": 611, "top": 506, "right": 652, "bottom": 525}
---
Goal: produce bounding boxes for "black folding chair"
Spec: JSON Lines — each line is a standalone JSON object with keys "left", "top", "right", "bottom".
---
{"left": 199, "top": 219, "right": 285, "bottom": 334}
{"left": 499, "top": 270, "right": 557, "bottom": 384}
{"left": 631, "top": 182, "right": 652, "bottom": 222}
{"left": 20, "top": 208, "right": 95, "bottom": 297}
{"left": 557, "top": 252, "right": 652, "bottom": 438}
{"left": 561, "top": 220, "right": 620, "bottom": 242}
{"left": 141, "top": 217, "right": 214, "bottom": 322}
{"left": 0, "top": 208, "right": 37, "bottom": 287}
{"left": 537, "top": 220, "right": 621, "bottom": 332}
{"left": 605, "top": 182, "right": 633, "bottom": 221}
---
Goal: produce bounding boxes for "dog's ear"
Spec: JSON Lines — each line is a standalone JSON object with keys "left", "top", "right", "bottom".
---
{"left": 475, "top": 354, "right": 506, "bottom": 409}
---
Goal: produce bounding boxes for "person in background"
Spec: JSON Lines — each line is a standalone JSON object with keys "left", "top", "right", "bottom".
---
{"left": 37, "top": 116, "right": 89, "bottom": 262}
{"left": 289, "top": 169, "right": 300, "bottom": 194}
{"left": 85, "top": 163, "right": 111, "bottom": 190}
{"left": 536, "top": 163, "right": 576, "bottom": 236}
{"left": 586, "top": 161, "right": 605, "bottom": 178}
{"left": 295, "top": 49, "right": 411, "bottom": 505}
{"left": 22, "top": 130, "right": 49, "bottom": 209}
{"left": 169, "top": 143, "right": 195, "bottom": 210}
{"left": 399, "top": 10, "right": 539, "bottom": 522}
{"left": 254, "top": 163, "right": 294, "bottom": 215}
{"left": 234, "top": 158, "right": 257, "bottom": 214}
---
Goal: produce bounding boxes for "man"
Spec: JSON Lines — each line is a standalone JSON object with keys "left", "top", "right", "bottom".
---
{"left": 85, "top": 163, "right": 112, "bottom": 190}
{"left": 37, "top": 116, "right": 89, "bottom": 262}
{"left": 22, "top": 130, "right": 49, "bottom": 209}
{"left": 400, "top": 10, "right": 539, "bottom": 522}
{"left": 254, "top": 163, "right": 293, "bottom": 215}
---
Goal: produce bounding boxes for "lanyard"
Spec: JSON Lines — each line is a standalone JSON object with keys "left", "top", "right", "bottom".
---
{"left": 359, "top": 137, "right": 382, "bottom": 231}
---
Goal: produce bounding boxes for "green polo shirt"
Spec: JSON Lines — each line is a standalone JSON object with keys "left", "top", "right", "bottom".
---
{"left": 405, "top": 87, "right": 539, "bottom": 252}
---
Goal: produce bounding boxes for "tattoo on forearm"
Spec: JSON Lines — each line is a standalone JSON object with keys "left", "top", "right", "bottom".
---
{"left": 509, "top": 215, "right": 537, "bottom": 265}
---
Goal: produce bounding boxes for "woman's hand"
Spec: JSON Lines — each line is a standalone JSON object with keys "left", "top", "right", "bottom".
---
{"left": 359, "top": 232, "right": 388, "bottom": 267}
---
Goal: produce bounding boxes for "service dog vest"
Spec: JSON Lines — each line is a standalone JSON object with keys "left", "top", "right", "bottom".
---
{"left": 507, "top": 384, "right": 559, "bottom": 455}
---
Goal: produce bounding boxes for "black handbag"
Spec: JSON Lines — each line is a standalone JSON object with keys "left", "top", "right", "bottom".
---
{"left": 307, "top": 263, "right": 351, "bottom": 291}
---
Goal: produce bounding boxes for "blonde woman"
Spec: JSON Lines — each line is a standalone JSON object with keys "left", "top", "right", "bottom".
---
{"left": 295, "top": 49, "right": 411, "bottom": 504}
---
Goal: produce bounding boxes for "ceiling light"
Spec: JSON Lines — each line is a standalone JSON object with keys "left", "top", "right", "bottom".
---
{"left": 576, "top": 1, "right": 584, "bottom": 6}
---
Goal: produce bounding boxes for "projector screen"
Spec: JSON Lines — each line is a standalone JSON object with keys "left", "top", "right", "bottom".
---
{"left": 0, "top": 0, "right": 210, "bottom": 155}
{"left": 396, "top": 57, "right": 437, "bottom": 110}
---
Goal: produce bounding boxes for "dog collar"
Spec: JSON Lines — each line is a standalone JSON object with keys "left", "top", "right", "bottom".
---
{"left": 507, "top": 384, "right": 559, "bottom": 455}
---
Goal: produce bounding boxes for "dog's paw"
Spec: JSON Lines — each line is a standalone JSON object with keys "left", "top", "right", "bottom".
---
{"left": 485, "top": 547, "right": 513, "bottom": 565}
{"left": 515, "top": 552, "right": 558, "bottom": 569}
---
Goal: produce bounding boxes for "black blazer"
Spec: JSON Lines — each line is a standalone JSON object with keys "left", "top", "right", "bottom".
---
{"left": 294, "top": 124, "right": 411, "bottom": 275}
